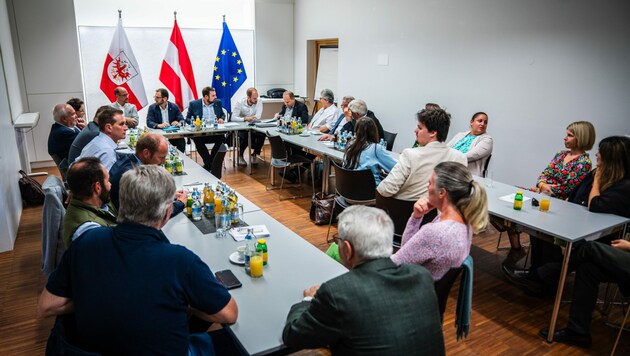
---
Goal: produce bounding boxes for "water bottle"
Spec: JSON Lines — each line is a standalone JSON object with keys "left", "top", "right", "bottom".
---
{"left": 379, "top": 138, "right": 386, "bottom": 148}
{"left": 244, "top": 228, "right": 255, "bottom": 275}
{"left": 513, "top": 191, "right": 523, "bottom": 210}
{"left": 192, "top": 199, "right": 202, "bottom": 221}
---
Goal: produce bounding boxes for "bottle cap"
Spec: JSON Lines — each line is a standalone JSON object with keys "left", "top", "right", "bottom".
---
{"left": 257, "top": 239, "right": 266, "bottom": 244}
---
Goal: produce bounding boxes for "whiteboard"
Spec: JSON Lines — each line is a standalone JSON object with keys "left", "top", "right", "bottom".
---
{"left": 314, "top": 48, "right": 338, "bottom": 102}
{"left": 78, "top": 26, "right": 255, "bottom": 126}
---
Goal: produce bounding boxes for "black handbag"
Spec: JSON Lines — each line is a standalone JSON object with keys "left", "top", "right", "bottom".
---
{"left": 309, "top": 192, "right": 335, "bottom": 225}
{"left": 18, "top": 170, "right": 45, "bottom": 206}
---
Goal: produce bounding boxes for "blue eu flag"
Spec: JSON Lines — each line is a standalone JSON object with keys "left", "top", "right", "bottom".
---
{"left": 211, "top": 21, "right": 247, "bottom": 113}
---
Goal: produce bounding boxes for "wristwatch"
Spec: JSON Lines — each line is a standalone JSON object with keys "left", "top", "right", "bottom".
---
{"left": 302, "top": 296, "right": 313, "bottom": 302}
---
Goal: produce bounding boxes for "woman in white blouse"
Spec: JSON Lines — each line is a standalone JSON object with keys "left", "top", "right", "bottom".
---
{"left": 447, "top": 112, "right": 493, "bottom": 176}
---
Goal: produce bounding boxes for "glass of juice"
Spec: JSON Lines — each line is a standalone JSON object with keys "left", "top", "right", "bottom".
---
{"left": 539, "top": 193, "right": 551, "bottom": 212}
{"left": 250, "top": 251, "right": 264, "bottom": 278}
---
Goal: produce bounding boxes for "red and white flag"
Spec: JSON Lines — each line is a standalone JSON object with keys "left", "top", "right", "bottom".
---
{"left": 100, "top": 18, "right": 148, "bottom": 110}
{"left": 159, "top": 19, "right": 198, "bottom": 111}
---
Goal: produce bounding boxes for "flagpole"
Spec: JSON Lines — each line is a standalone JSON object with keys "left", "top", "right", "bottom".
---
{"left": 174, "top": 11, "right": 177, "bottom": 21}
{"left": 118, "top": 9, "right": 121, "bottom": 19}
{"left": 222, "top": 14, "right": 226, "bottom": 23}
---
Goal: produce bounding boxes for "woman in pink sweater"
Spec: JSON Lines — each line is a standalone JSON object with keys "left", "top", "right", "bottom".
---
{"left": 391, "top": 162, "right": 488, "bottom": 280}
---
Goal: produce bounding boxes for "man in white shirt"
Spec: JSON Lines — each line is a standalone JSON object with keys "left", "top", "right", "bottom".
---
{"left": 307, "top": 89, "right": 338, "bottom": 133}
{"left": 233, "top": 87, "right": 264, "bottom": 166}
{"left": 110, "top": 87, "right": 139, "bottom": 128}
{"left": 377, "top": 107, "right": 467, "bottom": 201}
{"left": 77, "top": 108, "right": 127, "bottom": 171}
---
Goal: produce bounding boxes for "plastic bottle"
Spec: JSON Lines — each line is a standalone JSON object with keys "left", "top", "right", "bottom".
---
{"left": 513, "top": 191, "right": 523, "bottom": 210}
{"left": 186, "top": 194, "right": 193, "bottom": 218}
{"left": 256, "top": 239, "right": 268, "bottom": 266}
{"left": 192, "top": 198, "right": 202, "bottom": 221}
{"left": 244, "top": 228, "right": 255, "bottom": 275}
{"left": 297, "top": 118, "right": 303, "bottom": 134}
{"left": 191, "top": 187, "right": 200, "bottom": 202}
{"left": 379, "top": 138, "right": 386, "bottom": 148}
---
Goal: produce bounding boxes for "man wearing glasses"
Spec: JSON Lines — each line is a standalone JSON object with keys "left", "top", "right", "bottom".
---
{"left": 110, "top": 87, "right": 139, "bottom": 128}
{"left": 146, "top": 88, "right": 186, "bottom": 152}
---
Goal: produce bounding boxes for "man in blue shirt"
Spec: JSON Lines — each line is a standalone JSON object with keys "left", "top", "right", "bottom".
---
{"left": 186, "top": 86, "right": 227, "bottom": 170}
{"left": 146, "top": 88, "right": 186, "bottom": 153}
{"left": 39, "top": 165, "right": 238, "bottom": 355}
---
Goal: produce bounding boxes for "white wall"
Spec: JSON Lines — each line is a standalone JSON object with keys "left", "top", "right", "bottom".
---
{"left": 0, "top": 0, "right": 25, "bottom": 252}
{"left": 294, "top": 0, "right": 630, "bottom": 187}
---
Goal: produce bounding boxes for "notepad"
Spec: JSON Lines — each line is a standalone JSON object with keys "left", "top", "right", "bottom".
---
{"left": 229, "top": 225, "right": 270, "bottom": 241}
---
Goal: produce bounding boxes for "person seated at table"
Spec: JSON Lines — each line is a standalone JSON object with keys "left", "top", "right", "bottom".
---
{"left": 306, "top": 89, "right": 338, "bottom": 133}
{"left": 62, "top": 157, "right": 117, "bottom": 248}
{"left": 447, "top": 111, "right": 493, "bottom": 176}
{"left": 391, "top": 162, "right": 488, "bottom": 280}
{"left": 146, "top": 88, "right": 186, "bottom": 153}
{"left": 343, "top": 117, "right": 396, "bottom": 185}
{"left": 76, "top": 108, "right": 127, "bottom": 171}
{"left": 185, "top": 86, "right": 227, "bottom": 171}
{"left": 66, "top": 97, "right": 86, "bottom": 130}
{"left": 499, "top": 120, "right": 595, "bottom": 263}
{"left": 109, "top": 87, "right": 139, "bottom": 128}
{"left": 412, "top": 103, "right": 441, "bottom": 147}
{"left": 275, "top": 90, "right": 309, "bottom": 123}
{"left": 283, "top": 205, "right": 445, "bottom": 355}
{"left": 377, "top": 107, "right": 467, "bottom": 201}
{"left": 38, "top": 165, "right": 238, "bottom": 355}
{"left": 68, "top": 105, "right": 110, "bottom": 165}
{"left": 48, "top": 103, "right": 79, "bottom": 166}
{"left": 539, "top": 239, "right": 630, "bottom": 348}
{"left": 503, "top": 136, "right": 630, "bottom": 297}
{"left": 233, "top": 87, "right": 264, "bottom": 166}
{"left": 109, "top": 133, "right": 187, "bottom": 216}
{"left": 316, "top": 95, "right": 355, "bottom": 141}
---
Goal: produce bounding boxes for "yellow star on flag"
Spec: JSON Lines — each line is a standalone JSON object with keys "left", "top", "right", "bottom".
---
{"left": 232, "top": 52, "right": 237, "bottom": 57}
{"left": 233, "top": 77, "right": 238, "bottom": 82}
{"left": 215, "top": 57, "right": 220, "bottom": 62}
{"left": 236, "top": 60, "right": 242, "bottom": 65}
{"left": 237, "top": 69, "right": 242, "bottom": 74}
{"left": 215, "top": 75, "right": 220, "bottom": 80}
{"left": 221, "top": 49, "right": 226, "bottom": 55}
{"left": 222, "top": 81, "right": 227, "bottom": 87}
{"left": 214, "top": 66, "right": 218, "bottom": 71}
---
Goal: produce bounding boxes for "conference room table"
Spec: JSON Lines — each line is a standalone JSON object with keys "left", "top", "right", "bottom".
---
{"left": 475, "top": 175, "right": 630, "bottom": 343}
{"left": 159, "top": 149, "right": 348, "bottom": 355}
{"left": 251, "top": 126, "right": 400, "bottom": 194}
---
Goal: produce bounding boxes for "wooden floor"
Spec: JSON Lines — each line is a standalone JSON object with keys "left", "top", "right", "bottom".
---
{"left": 1, "top": 149, "right": 628, "bottom": 355}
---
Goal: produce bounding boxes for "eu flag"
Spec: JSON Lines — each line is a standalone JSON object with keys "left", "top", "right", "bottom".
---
{"left": 211, "top": 21, "right": 247, "bottom": 113}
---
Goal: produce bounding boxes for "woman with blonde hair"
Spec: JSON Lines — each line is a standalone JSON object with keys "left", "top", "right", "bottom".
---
{"left": 391, "top": 161, "right": 488, "bottom": 280}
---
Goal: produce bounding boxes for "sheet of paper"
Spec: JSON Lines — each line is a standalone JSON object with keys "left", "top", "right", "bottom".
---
{"left": 499, "top": 193, "right": 532, "bottom": 203}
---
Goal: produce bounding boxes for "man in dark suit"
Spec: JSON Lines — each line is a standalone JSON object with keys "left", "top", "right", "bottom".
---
{"left": 185, "top": 86, "right": 226, "bottom": 170}
{"left": 276, "top": 90, "right": 309, "bottom": 124}
{"left": 146, "top": 88, "right": 186, "bottom": 153}
{"left": 282, "top": 205, "right": 445, "bottom": 355}
{"left": 48, "top": 103, "right": 79, "bottom": 165}
{"left": 341, "top": 99, "right": 385, "bottom": 139}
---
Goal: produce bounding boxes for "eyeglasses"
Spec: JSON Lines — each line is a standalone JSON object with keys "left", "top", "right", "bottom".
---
{"left": 332, "top": 235, "right": 345, "bottom": 244}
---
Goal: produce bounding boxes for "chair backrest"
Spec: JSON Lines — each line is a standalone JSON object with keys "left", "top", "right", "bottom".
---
{"left": 41, "top": 175, "right": 67, "bottom": 276}
{"left": 483, "top": 154, "right": 492, "bottom": 178}
{"left": 375, "top": 191, "right": 415, "bottom": 247}
{"left": 434, "top": 266, "right": 464, "bottom": 319}
{"left": 266, "top": 132, "right": 288, "bottom": 161}
{"left": 382, "top": 130, "right": 397, "bottom": 151}
{"left": 332, "top": 161, "right": 376, "bottom": 203}
{"left": 210, "top": 144, "right": 227, "bottom": 179}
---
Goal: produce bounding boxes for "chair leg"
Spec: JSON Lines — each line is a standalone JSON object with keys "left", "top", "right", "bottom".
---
{"left": 326, "top": 199, "right": 338, "bottom": 243}
{"left": 310, "top": 161, "right": 315, "bottom": 196}
{"left": 611, "top": 302, "right": 630, "bottom": 356}
{"left": 496, "top": 231, "right": 503, "bottom": 249}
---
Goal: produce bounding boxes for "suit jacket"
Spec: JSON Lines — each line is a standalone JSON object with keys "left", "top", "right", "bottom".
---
{"left": 185, "top": 99, "right": 225, "bottom": 124}
{"left": 283, "top": 258, "right": 445, "bottom": 355}
{"left": 146, "top": 102, "right": 185, "bottom": 128}
{"left": 342, "top": 110, "right": 385, "bottom": 141}
{"left": 447, "top": 131, "right": 493, "bottom": 176}
{"left": 48, "top": 123, "right": 79, "bottom": 161}
{"left": 279, "top": 100, "right": 309, "bottom": 124}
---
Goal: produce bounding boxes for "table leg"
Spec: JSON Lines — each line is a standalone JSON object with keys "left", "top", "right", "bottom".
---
{"left": 322, "top": 156, "right": 330, "bottom": 194}
{"left": 232, "top": 131, "right": 238, "bottom": 168}
{"left": 547, "top": 240, "right": 573, "bottom": 342}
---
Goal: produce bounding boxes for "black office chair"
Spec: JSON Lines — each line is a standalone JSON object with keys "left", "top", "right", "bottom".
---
{"left": 326, "top": 161, "right": 376, "bottom": 242}
{"left": 382, "top": 130, "right": 397, "bottom": 151}
{"left": 265, "top": 132, "right": 314, "bottom": 200}
{"left": 375, "top": 191, "right": 437, "bottom": 248}
{"left": 210, "top": 144, "right": 227, "bottom": 179}
{"left": 482, "top": 154, "right": 492, "bottom": 178}
{"left": 434, "top": 266, "right": 464, "bottom": 320}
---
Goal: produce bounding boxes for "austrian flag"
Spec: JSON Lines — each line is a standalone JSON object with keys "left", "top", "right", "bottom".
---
{"left": 159, "top": 19, "right": 198, "bottom": 111}
{"left": 100, "top": 17, "right": 148, "bottom": 110}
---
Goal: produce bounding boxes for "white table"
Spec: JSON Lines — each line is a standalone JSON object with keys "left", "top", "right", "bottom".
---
{"left": 476, "top": 175, "right": 629, "bottom": 342}
{"left": 163, "top": 209, "right": 347, "bottom": 355}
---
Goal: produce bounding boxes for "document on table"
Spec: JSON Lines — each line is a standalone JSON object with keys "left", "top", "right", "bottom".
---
{"left": 229, "top": 225, "right": 270, "bottom": 241}
{"left": 223, "top": 122, "right": 241, "bottom": 127}
{"left": 499, "top": 193, "right": 532, "bottom": 203}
